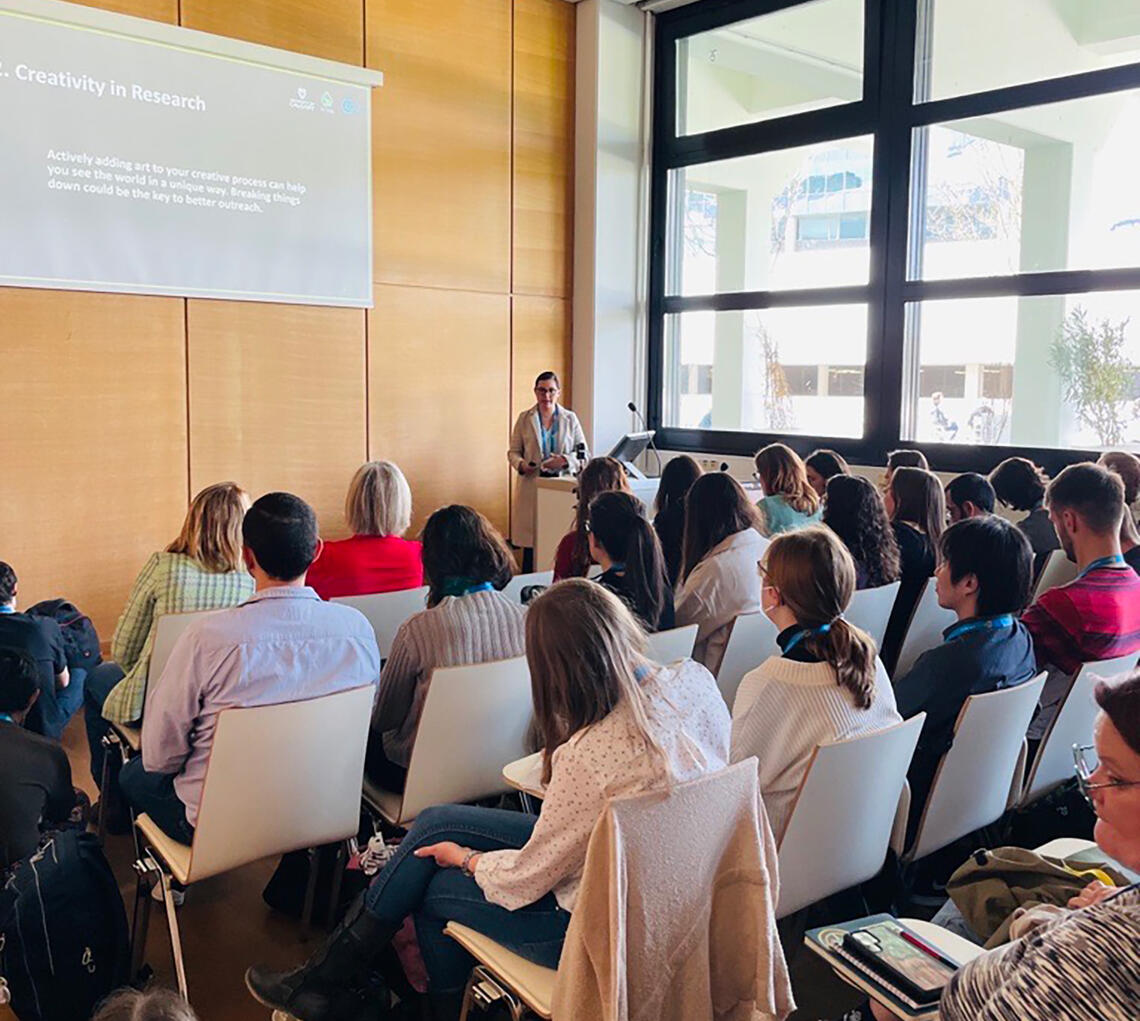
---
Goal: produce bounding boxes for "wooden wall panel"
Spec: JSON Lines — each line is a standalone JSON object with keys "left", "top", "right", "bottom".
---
{"left": 511, "top": 295, "right": 572, "bottom": 422}
{"left": 369, "top": 284, "right": 511, "bottom": 536}
{"left": 368, "top": 0, "right": 512, "bottom": 293}
{"left": 186, "top": 301, "right": 367, "bottom": 538}
{"left": 0, "top": 291, "right": 187, "bottom": 637}
{"left": 513, "top": 0, "right": 574, "bottom": 298}
{"left": 179, "top": 0, "right": 364, "bottom": 64}
{"left": 73, "top": 0, "right": 177, "bottom": 21}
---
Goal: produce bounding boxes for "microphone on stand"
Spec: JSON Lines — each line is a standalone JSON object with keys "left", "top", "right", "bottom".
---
{"left": 627, "top": 401, "right": 663, "bottom": 477}
{"left": 575, "top": 441, "right": 587, "bottom": 470}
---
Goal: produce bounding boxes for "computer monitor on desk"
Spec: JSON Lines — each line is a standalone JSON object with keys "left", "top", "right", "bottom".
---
{"left": 607, "top": 431, "right": 654, "bottom": 480}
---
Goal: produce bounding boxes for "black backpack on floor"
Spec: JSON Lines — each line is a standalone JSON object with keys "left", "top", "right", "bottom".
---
{"left": 25, "top": 600, "right": 102, "bottom": 673}
{"left": 0, "top": 831, "right": 129, "bottom": 1021}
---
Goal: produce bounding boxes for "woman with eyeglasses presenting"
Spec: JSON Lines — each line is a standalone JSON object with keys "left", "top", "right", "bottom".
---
{"left": 857, "top": 668, "right": 1140, "bottom": 1021}
{"left": 507, "top": 371, "right": 588, "bottom": 570}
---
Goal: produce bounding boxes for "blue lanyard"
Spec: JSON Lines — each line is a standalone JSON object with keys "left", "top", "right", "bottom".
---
{"left": 0, "top": 605, "right": 13, "bottom": 614}
{"left": 784, "top": 623, "right": 831, "bottom": 654}
{"left": 1077, "top": 554, "right": 1127, "bottom": 580}
{"left": 462, "top": 582, "right": 494, "bottom": 595}
{"left": 539, "top": 408, "right": 558, "bottom": 459}
{"left": 0, "top": 713, "right": 13, "bottom": 724}
{"left": 945, "top": 614, "right": 1014, "bottom": 643}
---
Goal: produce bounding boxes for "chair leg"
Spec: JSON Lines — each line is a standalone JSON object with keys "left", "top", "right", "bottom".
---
{"left": 300, "top": 847, "right": 320, "bottom": 939}
{"left": 325, "top": 840, "right": 349, "bottom": 930}
{"left": 154, "top": 857, "right": 189, "bottom": 999}
{"left": 457, "top": 969, "right": 479, "bottom": 1021}
{"left": 129, "top": 858, "right": 156, "bottom": 982}
{"left": 97, "top": 731, "right": 121, "bottom": 845}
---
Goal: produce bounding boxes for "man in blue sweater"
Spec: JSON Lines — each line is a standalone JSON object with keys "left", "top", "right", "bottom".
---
{"left": 895, "top": 516, "right": 1038, "bottom": 838}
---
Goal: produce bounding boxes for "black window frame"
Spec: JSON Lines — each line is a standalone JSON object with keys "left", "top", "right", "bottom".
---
{"left": 647, "top": 0, "right": 1140, "bottom": 476}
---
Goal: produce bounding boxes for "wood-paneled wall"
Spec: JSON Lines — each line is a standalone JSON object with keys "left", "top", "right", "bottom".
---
{"left": 2, "top": 0, "right": 574, "bottom": 636}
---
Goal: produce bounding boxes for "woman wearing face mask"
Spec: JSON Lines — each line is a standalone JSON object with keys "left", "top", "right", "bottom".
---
{"left": 855, "top": 669, "right": 1140, "bottom": 1021}
{"left": 730, "top": 527, "right": 900, "bottom": 842}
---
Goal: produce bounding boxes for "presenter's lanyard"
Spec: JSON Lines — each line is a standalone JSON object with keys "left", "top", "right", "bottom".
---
{"left": 462, "top": 582, "right": 494, "bottom": 596}
{"left": 945, "top": 614, "right": 1014, "bottom": 643}
{"left": 783, "top": 623, "right": 832, "bottom": 655}
{"left": 540, "top": 408, "right": 559, "bottom": 460}
{"left": 1077, "top": 554, "right": 1127, "bottom": 580}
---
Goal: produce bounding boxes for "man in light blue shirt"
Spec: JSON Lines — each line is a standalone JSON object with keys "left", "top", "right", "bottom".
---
{"left": 120, "top": 492, "right": 380, "bottom": 842}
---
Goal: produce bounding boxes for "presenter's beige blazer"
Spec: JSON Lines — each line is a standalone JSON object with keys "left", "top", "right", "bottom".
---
{"left": 507, "top": 404, "right": 588, "bottom": 547}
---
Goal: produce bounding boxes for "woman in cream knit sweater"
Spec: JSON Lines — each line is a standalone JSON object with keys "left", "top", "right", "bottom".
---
{"left": 731, "top": 527, "right": 900, "bottom": 841}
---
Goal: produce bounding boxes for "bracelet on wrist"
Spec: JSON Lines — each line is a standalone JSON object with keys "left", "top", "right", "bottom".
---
{"left": 460, "top": 849, "right": 478, "bottom": 877}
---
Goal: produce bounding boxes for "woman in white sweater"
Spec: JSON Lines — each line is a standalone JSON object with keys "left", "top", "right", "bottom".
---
{"left": 247, "top": 579, "right": 730, "bottom": 1020}
{"left": 731, "top": 526, "right": 900, "bottom": 841}
{"left": 675, "top": 472, "right": 770, "bottom": 676}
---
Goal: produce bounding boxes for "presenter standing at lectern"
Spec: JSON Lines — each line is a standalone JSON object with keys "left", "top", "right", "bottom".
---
{"left": 508, "top": 371, "right": 588, "bottom": 570}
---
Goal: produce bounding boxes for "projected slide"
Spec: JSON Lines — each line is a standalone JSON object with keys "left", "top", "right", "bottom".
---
{"left": 0, "top": 4, "right": 378, "bottom": 306}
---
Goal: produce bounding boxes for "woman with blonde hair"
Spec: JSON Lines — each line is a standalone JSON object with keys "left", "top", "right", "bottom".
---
{"left": 552, "top": 456, "right": 631, "bottom": 579}
{"left": 731, "top": 527, "right": 900, "bottom": 840}
{"left": 83, "top": 482, "right": 254, "bottom": 811}
{"left": 307, "top": 460, "right": 423, "bottom": 599}
{"left": 248, "top": 579, "right": 730, "bottom": 1019}
{"left": 753, "top": 443, "right": 822, "bottom": 536}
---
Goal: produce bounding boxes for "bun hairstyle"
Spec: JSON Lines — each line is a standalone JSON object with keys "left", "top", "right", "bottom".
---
{"left": 763, "top": 527, "right": 878, "bottom": 709}
{"left": 889, "top": 466, "right": 946, "bottom": 545}
{"left": 570, "top": 457, "right": 631, "bottom": 577}
{"left": 753, "top": 442, "right": 820, "bottom": 514}
{"left": 681, "top": 472, "right": 762, "bottom": 582}
{"left": 588, "top": 490, "right": 669, "bottom": 629}
{"left": 525, "top": 580, "right": 661, "bottom": 785}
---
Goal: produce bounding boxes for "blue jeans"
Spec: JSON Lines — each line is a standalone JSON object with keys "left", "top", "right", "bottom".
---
{"left": 118, "top": 756, "right": 195, "bottom": 845}
{"left": 365, "top": 805, "right": 570, "bottom": 993}
{"left": 83, "top": 661, "right": 125, "bottom": 787}
{"left": 29, "top": 666, "right": 87, "bottom": 740}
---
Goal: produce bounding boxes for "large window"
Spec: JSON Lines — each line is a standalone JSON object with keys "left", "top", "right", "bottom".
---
{"left": 650, "top": 0, "right": 1140, "bottom": 469}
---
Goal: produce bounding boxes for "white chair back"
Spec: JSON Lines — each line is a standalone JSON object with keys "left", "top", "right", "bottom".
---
{"left": 715, "top": 612, "right": 779, "bottom": 710}
{"left": 892, "top": 579, "right": 957, "bottom": 679}
{"left": 777, "top": 715, "right": 924, "bottom": 918}
{"left": 187, "top": 685, "right": 374, "bottom": 883}
{"left": 148, "top": 610, "right": 221, "bottom": 687}
{"left": 845, "top": 581, "right": 901, "bottom": 652}
{"left": 399, "top": 657, "right": 534, "bottom": 821}
{"left": 1023, "top": 653, "right": 1140, "bottom": 804}
{"left": 1032, "top": 549, "right": 1078, "bottom": 601}
{"left": 906, "top": 674, "right": 1046, "bottom": 862}
{"left": 333, "top": 586, "right": 429, "bottom": 659}
{"left": 501, "top": 571, "right": 553, "bottom": 603}
{"left": 645, "top": 624, "right": 698, "bottom": 664}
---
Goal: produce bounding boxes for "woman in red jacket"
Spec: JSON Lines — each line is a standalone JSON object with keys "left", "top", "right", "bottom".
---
{"left": 307, "top": 461, "right": 423, "bottom": 599}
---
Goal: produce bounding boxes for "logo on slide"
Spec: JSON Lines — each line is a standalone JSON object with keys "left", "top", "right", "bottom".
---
{"left": 341, "top": 97, "right": 360, "bottom": 115}
{"left": 289, "top": 86, "right": 316, "bottom": 112}
{"left": 321, "top": 91, "right": 334, "bottom": 108}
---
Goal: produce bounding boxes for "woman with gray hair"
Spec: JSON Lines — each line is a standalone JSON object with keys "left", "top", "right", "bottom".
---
{"left": 307, "top": 460, "right": 423, "bottom": 599}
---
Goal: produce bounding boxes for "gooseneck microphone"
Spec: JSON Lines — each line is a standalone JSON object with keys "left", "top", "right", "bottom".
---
{"left": 627, "top": 401, "right": 663, "bottom": 476}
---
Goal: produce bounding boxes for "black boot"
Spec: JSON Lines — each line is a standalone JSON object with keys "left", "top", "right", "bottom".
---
{"left": 245, "top": 894, "right": 400, "bottom": 1021}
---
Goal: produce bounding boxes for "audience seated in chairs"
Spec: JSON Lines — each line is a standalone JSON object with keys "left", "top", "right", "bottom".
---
{"left": 552, "top": 456, "right": 630, "bottom": 581}
{"left": 730, "top": 527, "right": 901, "bottom": 841}
{"left": 675, "top": 472, "right": 770, "bottom": 676}
{"left": 989, "top": 456, "right": 1061, "bottom": 565}
{"left": 307, "top": 460, "right": 424, "bottom": 600}
{"left": 804, "top": 448, "right": 850, "bottom": 499}
{"left": 84, "top": 482, "right": 255, "bottom": 797}
{"left": 587, "top": 490, "right": 675, "bottom": 632}
{"left": 894, "top": 516, "right": 1038, "bottom": 837}
{"left": 0, "top": 648, "right": 75, "bottom": 871}
{"left": 753, "top": 443, "right": 822, "bottom": 537}
{"left": 652, "top": 454, "right": 702, "bottom": 587}
{"left": 245, "top": 579, "right": 731, "bottom": 1021}
{"left": 118, "top": 492, "right": 380, "bottom": 844}
{"left": 854, "top": 669, "right": 1140, "bottom": 1021}
{"left": 0, "top": 562, "right": 77, "bottom": 740}
{"left": 821, "top": 475, "right": 901, "bottom": 591}
{"left": 1023, "top": 463, "right": 1140, "bottom": 742}
{"left": 882, "top": 466, "right": 946, "bottom": 673}
{"left": 1099, "top": 450, "right": 1140, "bottom": 575}
{"left": 367, "top": 505, "right": 524, "bottom": 793}
{"left": 945, "top": 472, "right": 996, "bottom": 523}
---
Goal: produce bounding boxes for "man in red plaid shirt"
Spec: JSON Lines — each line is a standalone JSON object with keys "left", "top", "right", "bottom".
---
{"left": 1024, "top": 462, "right": 1140, "bottom": 739}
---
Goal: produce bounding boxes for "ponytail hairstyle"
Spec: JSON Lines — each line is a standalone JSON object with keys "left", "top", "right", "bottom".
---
{"left": 681, "top": 472, "right": 763, "bottom": 582}
{"left": 525, "top": 580, "right": 662, "bottom": 785}
{"left": 763, "top": 527, "right": 878, "bottom": 709}
{"left": 889, "top": 466, "right": 946, "bottom": 547}
{"left": 754, "top": 443, "right": 820, "bottom": 514}
{"left": 569, "top": 457, "right": 631, "bottom": 577}
{"left": 587, "top": 490, "right": 669, "bottom": 629}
